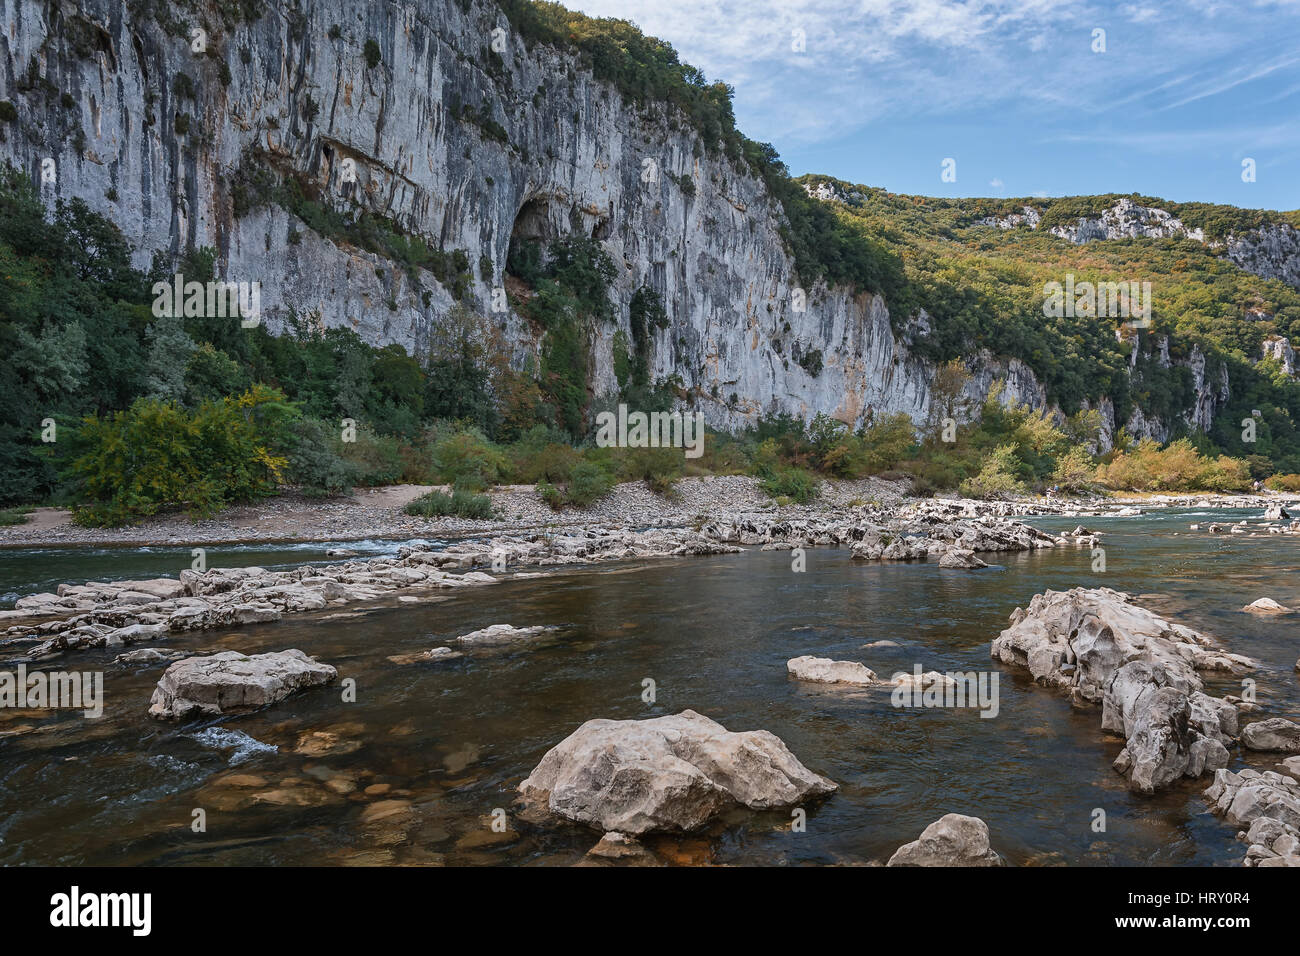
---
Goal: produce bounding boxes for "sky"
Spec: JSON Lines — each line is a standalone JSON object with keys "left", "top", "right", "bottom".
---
{"left": 567, "top": 0, "right": 1300, "bottom": 210}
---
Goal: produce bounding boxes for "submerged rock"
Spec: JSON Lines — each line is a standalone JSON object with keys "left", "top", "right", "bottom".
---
{"left": 148, "top": 649, "right": 337, "bottom": 720}
{"left": 990, "top": 588, "right": 1251, "bottom": 792}
{"left": 886, "top": 813, "right": 1004, "bottom": 867}
{"left": 519, "top": 709, "right": 835, "bottom": 834}
{"left": 786, "top": 655, "right": 876, "bottom": 685}
{"left": 580, "top": 831, "right": 663, "bottom": 867}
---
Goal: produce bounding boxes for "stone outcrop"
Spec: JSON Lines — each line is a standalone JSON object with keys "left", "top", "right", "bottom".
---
{"left": 786, "top": 656, "right": 876, "bottom": 686}
{"left": 990, "top": 588, "right": 1253, "bottom": 792}
{"left": 519, "top": 709, "right": 835, "bottom": 834}
{"left": 886, "top": 813, "right": 1004, "bottom": 867}
{"left": 1205, "top": 768, "right": 1300, "bottom": 866}
{"left": 148, "top": 649, "right": 337, "bottom": 719}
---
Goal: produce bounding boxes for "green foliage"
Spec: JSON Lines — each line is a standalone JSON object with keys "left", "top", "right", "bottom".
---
{"left": 535, "top": 459, "right": 615, "bottom": 509}
{"left": 363, "top": 39, "right": 382, "bottom": 69}
{"left": 404, "top": 485, "right": 495, "bottom": 519}
{"left": 430, "top": 428, "right": 508, "bottom": 491}
{"left": 959, "top": 444, "right": 1026, "bottom": 499}
{"left": 285, "top": 417, "right": 355, "bottom": 497}
{"left": 0, "top": 506, "right": 32, "bottom": 526}
{"left": 65, "top": 387, "right": 290, "bottom": 526}
{"left": 760, "top": 465, "right": 820, "bottom": 503}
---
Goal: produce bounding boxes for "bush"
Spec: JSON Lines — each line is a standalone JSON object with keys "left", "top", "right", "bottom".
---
{"left": 1050, "top": 446, "right": 1096, "bottom": 493}
{"left": 1265, "top": 473, "right": 1300, "bottom": 492}
{"left": 761, "top": 466, "right": 819, "bottom": 503}
{"left": 0, "top": 506, "right": 32, "bottom": 525}
{"left": 363, "top": 39, "right": 381, "bottom": 69}
{"left": 959, "top": 445, "right": 1026, "bottom": 499}
{"left": 404, "top": 485, "right": 494, "bottom": 519}
{"left": 65, "top": 388, "right": 289, "bottom": 526}
{"left": 611, "top": 446, "right": 682, "bottom": 496}
{"left": 286, "top": 418, "right": 355, "bottom": 497}
{"left": 430, "top": 428, "right": 508, "bottom": 491}
{"left": 566, "top": 461, "right": 615, "bottom": 506}
{"left": 339, "top": 425, "right": 404, "bottom": 486}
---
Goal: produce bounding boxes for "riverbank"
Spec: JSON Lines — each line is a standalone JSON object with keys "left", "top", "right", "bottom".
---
{"left": 4, "top": 476, "right": 1299, "bottom": 549}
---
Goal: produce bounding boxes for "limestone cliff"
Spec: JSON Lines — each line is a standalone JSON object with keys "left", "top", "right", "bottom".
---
{"left": 0, "top": 0, "right": 1284, "bottom": 448}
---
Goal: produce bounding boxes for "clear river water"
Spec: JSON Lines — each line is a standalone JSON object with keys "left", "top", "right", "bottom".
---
{"left": 1, "top": 507, "right": 1297, "bottom": 866}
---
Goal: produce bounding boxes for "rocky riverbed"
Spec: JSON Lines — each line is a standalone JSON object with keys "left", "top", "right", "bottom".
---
{"left": 1, "top": 500, "right": 1063, "bottom": 659}
{"left": 4, "top": 476, "right": 1299, "bottom": 550}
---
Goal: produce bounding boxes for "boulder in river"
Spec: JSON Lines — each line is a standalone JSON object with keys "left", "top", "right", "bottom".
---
{"left": 1205, "top": 768, "right": 1300, "bottom": 866}
{"left": 938, "top": 548, "right": 987, "bottom": 569}
{"left": 786, "top": 655, "right": 876, "bottom": 685}
{"left": 1241, "top": 597, "right": 1293, "bottom": 615}
{"left": 886, "top": 813, "right": 1004, "bottom": 867}
{"left": 454, "top": 624, "right": 556, "bottom": 646}
{"left": 1242, "top": 718, "right": 1300, "bottom": 752}
{"left": 1264, "top": 504, "right": 1291, "bottom": 521}
{"left": 518, "top": 709, "right": 835, "bottom": 834}
{"left": 990, "top": 588, "right": 1252, "bottom": 792}
{"left": 148, "top": 649, "right": 337, "bottom": 720}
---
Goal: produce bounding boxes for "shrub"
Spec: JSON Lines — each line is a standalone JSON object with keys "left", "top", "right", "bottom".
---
{"left": 286, "top": 418, "right": 355, "bottom": 497}
{"left": 613, "top": 446, "right": 683, "bottom": 496}
{"left": 404, "top": 484, "right": 494, "bottom": 519}
{"left": 566, "top": 461, "right": 615, "bottom": 506}
{"left": 761, "top": 466, "right": 819, "bottom": 503}
{"left": 0, "top": 506, "right": 32, "bottom": 526}
{"left": 430, "top": 428, "right": 508, "bottom": 491}
{"left": 1265, "top": 473, "right": 1300, "bottom": 492}
{"left": 1050, "top": 446, "right": 1096, "bottom": 493}
{"left": 339, "top": 425, "right": 405, "bottom": 486}
{"left": 65, "top": 388, "right": 288, "bottom": 526}
{"left": 959, "top": 445, "right": 1026, "bottom": 499}
{"left": 364, "top": 39, "right": 381, "bottom": 69}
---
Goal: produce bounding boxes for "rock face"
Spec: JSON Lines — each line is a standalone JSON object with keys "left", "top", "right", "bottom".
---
{"left": 786, "top": 656, "right": 876, "bottom": 686}
{"left": 148, "top": 650, "right": 337, "bottom": 719}
{"left": 1242, "top": 718, "right": 1300, "bottom": 752}
{"left": 886, "top": 813, "right": 1004, "bottom": 867}
{"left": 1205, "top": 768, "right": 1300, "bottom": 866}
{"left": 0, "top": 0, "right": 1267, "bottom": 444}
{"left": 990, "top": 588, "right": 1252, "bottom": 792}
{"left": 518, "top": 710, "right": 835, "bottom": 834}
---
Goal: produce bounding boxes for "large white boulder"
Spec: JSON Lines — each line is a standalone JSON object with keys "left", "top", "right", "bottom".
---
{"left": 519, "top": 710, "right": 835, "bottom": 834}
{"left": 1242, "top": 718, "right": 1300, "bottom": 752}
{"left": 886, "top": 813, "right": 1004, "bottom": 867}
{"left": 148, "top": 650, "right": 337, "bottom": 720}
{"left": 786, "top": 656, "right": 876, "bottom": 685}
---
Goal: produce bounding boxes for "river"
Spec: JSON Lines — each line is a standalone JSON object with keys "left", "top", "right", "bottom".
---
{"left": 0, "top": 507, "right": 1296, "bottom": 866}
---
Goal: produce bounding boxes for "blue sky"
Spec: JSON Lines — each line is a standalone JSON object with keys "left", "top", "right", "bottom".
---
{"left": 568, "top": 0, "right": 1300, "bottom": 210}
